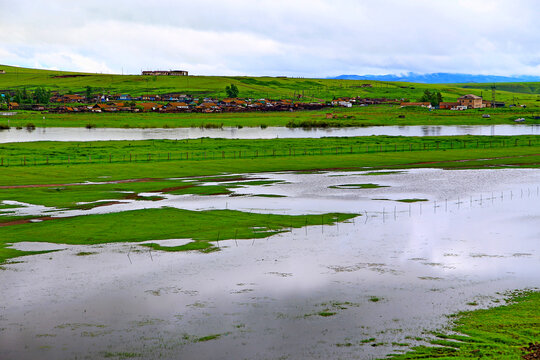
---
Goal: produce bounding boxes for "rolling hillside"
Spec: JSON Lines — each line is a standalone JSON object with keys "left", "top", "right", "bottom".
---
{"left": 1, "top": 64, "right": 539, "bottom": 104}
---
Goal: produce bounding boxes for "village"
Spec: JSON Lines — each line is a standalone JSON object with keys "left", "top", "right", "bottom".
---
{"left": 1, "top": 90, "right": 402, "bottom": 113}
{"left": 0, "top": 89, "right": 506, "bottom": 114}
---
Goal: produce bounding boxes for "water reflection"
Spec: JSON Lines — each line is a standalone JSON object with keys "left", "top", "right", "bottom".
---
{"left": 0, "top": 169, "right": 539, "bottom": 359}
{"left": 0, "top": 124, "right": 538, "bottom": 142}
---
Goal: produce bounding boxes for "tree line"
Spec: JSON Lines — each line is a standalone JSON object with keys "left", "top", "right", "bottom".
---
{"left": 1, "top": 87, "right": 52, "bottom": 106}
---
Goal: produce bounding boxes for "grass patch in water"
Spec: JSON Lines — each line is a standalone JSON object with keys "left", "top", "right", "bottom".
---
{"left": 196, "top": 333, "right": 227, "bottom": 342}
{"left": 396, "top": 198, "right": 428, "bottom": 203}
{"left": 329, "top": 183, "right": 389, "bottom": 189}
{"left": 387, "top": 290, "right": 540, "bottom": 359}
{"left": 0, "top": 208, "right": 356, "bottom": 263}
{"left": 318, "top": 311, "right": 337, "bottom": 317}
{"left": 103, "top": 352, "right": 140, "bottom": 358}
{"left": 75, "top": 251, "right": 97, "bottom": 256}
{"left": 141, "top": 242, "right": 214, "bottom": 252}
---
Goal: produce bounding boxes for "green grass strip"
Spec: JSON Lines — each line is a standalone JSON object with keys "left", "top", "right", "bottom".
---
{"left": 387, "top": 291, "right": 540, "bottom": 359}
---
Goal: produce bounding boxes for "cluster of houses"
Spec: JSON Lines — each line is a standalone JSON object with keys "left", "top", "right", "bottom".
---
{"left": 401, "top": 94, "right": 505, "bottom": 110}
{"left": 14, "top": 97, "right": 331, "bottom": 113}
{"left": 3, "top": 88, "right": 507, "bottom": 113}
{"left": 3, "top": 89, "right": 403, "bottom": 113}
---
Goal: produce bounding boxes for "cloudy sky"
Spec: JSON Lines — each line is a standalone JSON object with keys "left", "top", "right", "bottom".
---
{"left": 1, "top": 0, "right": 539, "bottom": 77}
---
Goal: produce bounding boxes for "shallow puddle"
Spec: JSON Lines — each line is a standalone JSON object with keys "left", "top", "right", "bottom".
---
{"left": 1, "top": 168, "right": 539, "bottom": 359}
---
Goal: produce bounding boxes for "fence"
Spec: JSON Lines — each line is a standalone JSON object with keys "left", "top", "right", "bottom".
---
{"left": 1, "top": 138, "right": 538, "bottom": 167}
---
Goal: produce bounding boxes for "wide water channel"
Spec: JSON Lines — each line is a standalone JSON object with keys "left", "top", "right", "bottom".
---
{"left": 0, "top": 124, "right": 539, "bottom": 142}
{"left": 1, "top": 168, "right": 539, "bottom": 359}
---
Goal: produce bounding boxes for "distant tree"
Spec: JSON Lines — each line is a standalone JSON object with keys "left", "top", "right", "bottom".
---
{"left": 14, "top": 89, "right": 22, "bottom": 104}
{"left": 21, "top": 87, "right": 31, "bottom": 103}
{"left": 32, "top": 87, "right": 51, "bottom": 104}
{"left": 419, "top": 89, "right": 442, "bottom": 107}
{"left": 86, "top": 86, "right": 93, "bottom": 101}
{"left": 225, "top": 84, "right": 239, "bottom": 98}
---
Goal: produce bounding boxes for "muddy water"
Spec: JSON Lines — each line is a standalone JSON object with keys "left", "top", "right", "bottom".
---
{"left": 0, "top": 169, "right": 539, "bottom": 359}
{"left": 0, "top": 124, "right": 539, "bottom": 142}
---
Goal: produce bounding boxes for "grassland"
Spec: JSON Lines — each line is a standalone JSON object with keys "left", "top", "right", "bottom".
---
{"left": 0, "top": 136, "right": 538, "bottom": 186}
{"left": 1, "top": 135, "right": 537, "bottom": 169}
{"left": 1, "top": 64, "right": 539, "bottom": 104}
{"left": 387, "top": 290, "right": 540, "bottom": 359}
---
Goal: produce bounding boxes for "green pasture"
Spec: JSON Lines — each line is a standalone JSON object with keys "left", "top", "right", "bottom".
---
{"left": 0, "top": 135, "right": 537, "bottom": 170}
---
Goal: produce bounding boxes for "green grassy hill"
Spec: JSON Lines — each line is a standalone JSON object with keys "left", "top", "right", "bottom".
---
{"left": 1, "top": 64, "right": 539, "bottom": 104}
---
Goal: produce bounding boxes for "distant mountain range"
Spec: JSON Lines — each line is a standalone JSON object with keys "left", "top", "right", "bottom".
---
{"left": 330, "top": 73, "right": 540, "bottom": 84}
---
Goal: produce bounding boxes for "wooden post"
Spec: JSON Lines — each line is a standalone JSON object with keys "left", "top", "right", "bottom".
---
{"left": 109, "top": 154, "right": 112, "bottom": 163}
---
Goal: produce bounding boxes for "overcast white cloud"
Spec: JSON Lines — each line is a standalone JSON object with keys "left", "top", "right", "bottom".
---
{"left": 1, "top": 0, "right": 539, "bottom": 76}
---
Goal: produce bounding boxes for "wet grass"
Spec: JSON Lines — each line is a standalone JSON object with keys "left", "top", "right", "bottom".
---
{"left": 0, "top": 208, "right": 357, "bottom": 262}
{"left": 318, "top": 311, "right": 337, "bottom": 317}
{"left": 252, "top": 194, "right": 287, "bottom": 198}
{"left": 387, "top": 290, "right": 540, "bottom": 359}
{"left": 195, "top": 334, "right": 225, "bottom": 342}
{"left": 75, "top": 251, "right": 97, "bottom": 256}
{"left": 396, "top": 198, "right": 428, "bottom": 203}
{"left": 329, "top": 183, "right": 389, "bottom": 189}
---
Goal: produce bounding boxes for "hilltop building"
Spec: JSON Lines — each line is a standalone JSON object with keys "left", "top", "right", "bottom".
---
{"left": 142, "top": 70, "right": 188, "bottom": 76}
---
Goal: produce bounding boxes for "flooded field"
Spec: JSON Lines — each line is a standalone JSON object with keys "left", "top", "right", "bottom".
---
{"left": 0, "top": 124, "right": 538, "bottom": 142}
{"left": 1, "top": 168, "right": 539, "bottom": 359}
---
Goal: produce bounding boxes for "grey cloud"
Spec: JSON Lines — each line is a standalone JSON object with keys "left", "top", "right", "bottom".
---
{"left": 0, "top": 0, "right": 539, "bottom": 76}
